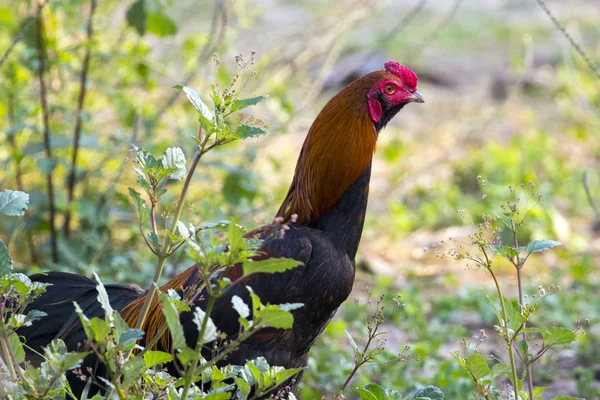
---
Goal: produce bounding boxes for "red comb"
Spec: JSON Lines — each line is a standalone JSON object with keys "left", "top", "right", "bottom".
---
{"left": 384, "top": 61, "right": 418, "bottom": 91}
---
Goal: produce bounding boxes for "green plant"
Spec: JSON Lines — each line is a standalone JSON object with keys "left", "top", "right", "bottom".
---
{"left": 435, "top": 180, "right": 585, "bottom": 400}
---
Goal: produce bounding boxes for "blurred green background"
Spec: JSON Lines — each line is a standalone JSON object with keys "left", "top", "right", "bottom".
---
{"left": 0, "top": 0, "right": 599, "bottom": 398}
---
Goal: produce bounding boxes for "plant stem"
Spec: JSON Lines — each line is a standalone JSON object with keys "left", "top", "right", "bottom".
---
{"left": 534, "top": 0, "right": 600, "bottom": 80}
{"left": 64, "top": 0, "right": 97, "bottom": 236}
{"left": 0, "top": 0, "right": 48, "bottom": 68}
{"left": 488, "top": 266, "right": 520, "bottom": 395}
{"left": 180, "top": 294, "right": 217, "bottom": 399}
{"left": 134, "top": 138, "right": 207, "bottom": 332}
{"left": 512, "top": 223, "right": 535, "bottom": 400}
{"left": 0, "top": 332, "right": 17, "bottom": 381}
{"left": 35, "top": 0, "right": 58, "bottom": 263}
{"left": 7, "top": 94, "right": 40, "bottom": 265}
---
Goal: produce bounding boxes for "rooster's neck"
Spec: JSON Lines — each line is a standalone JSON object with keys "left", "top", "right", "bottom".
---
{"left": 309, "top": 164, "right": 371, "bottom": 260}
{"left": 276, "top": 75, "right": 383, "bottom": 232}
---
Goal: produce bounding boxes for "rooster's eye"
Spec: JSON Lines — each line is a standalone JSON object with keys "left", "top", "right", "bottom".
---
{"left": 384, "top": 85, "right": 395, "bottom": 95}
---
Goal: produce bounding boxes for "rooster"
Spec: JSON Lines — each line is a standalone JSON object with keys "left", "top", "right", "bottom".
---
{"left": 20, "top": 61, "right": 423, "bottom": 395}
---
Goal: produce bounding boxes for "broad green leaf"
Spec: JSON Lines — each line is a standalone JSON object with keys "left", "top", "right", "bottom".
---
{"left": 126, "top": 0, "right": 146, "bottom": 35}
{"left": 232, "top": 295, "right": 250, "bottom": 318}
{"left": 233, "top": 124, "right": 267, "bottom": 139}
{"left": 517, "top": 340, "right": 529, "bottom": 357}
{"left": 0, "top": 239, "right": 13, "bottom": 277}
{"left": 243, "top": 258, "right": 303, "bottom": 276}
{"left": 345, "top": 330, "right": 361, "bottom": 358}
{"left": 162, "top": 147, "right": 187, "bottom": 180}
{"left": 278, "top": 303, "right": 303, "bottom": 312}
{"left": 364, "top": 383, "right": 389, "bottom": 400}
{"left": 128, "top": 187, "right": 149, "bottom": 225}
{"left": 0, "top": 190, "right": 29, "bottom": 216}
{"left": 494, "top": 213, "right": 512, "bottom": 229}
{"left": 202, "top": 393, "right": 231, "bottom": 400}
{"left": 36, "top": 158, "right": 57, "bottom": 174}
{"left": 173, "top": 85, "right": 213, "bottom": 120}
{"left": 505, "top": 298, "right": 524, "bottom": 333}
{"left": 89, "top": 317, "right": 110, "bottom": 343}
{"left": 274, "top": 367, "right": 303, "bottom": 385}
{"left": 490, "top": 245, "right": 519, "bottom": 258}
{"left": 8, "top": 332, "right": 25, "bottom": 363}
{"left": 526, "top": 240, "right": 562, "bottom": 254}
{"left": 491, "top": 363, "right": 512, "bottom": 379}
{"left": 233, "top": 377, "right": 251, "bottom": 397}
{"left": 158, "top": 290, "right": 186, "bottom": 349}
{"left": 144, "top": 350, "right": 173, "bottom": 368}
{"left": 73, "top": 302, "right": 93, "bottom": 340}
{"left": 147, "top": 232, "right": 159, "bottom": 249}
{"left": 122, "top": 355, "right": 146, "bottom": 385}
{"left": 227, "top": 221, "right": 245, "bottom": 253}
{"left": 23, "top": 309, "right": 46, "bottom": 326}
{"left": 93, "top": 272, "right": 114, "bottom": 324}
{"left": 230, "top": 96, "right": 267, "bottom": 113}
{"left": 545, "top": 327, "right": 576, "bottom": 346}
{"left": 259, "top": 308, "right": 293, "bottom": 329}
{"left": 192, "top": 307, "right": 217, "bottom": 344}
{"left": 147, "top": 11, "right": 177, "bottom": 37}
{"left": 118, "top": 329, "right": 145, "bottom": 346}
{"left": 466, "top": 353, "right": 490, "bottom": 380}
{"left": 136, "top": 148, "right": 159, "bottom": 170}
{"left": 357, "top": 388, "right": 379, "bottom": 400}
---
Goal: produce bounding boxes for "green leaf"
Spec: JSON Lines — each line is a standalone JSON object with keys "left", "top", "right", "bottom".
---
{"left": 494, "top": 213, "right": 512, "bottom": 229}
{"left": 173, "top": 85, "right": 213, "bottom": 120}
{"left": 345, "top": 330, "right": 361, "bottom": 358}
{"left": 0, "top": 239, "right": 13, "bottom": 277}
{"left": 259, "top": 308, "right": 293, "bottom": 329}
{"left": 526, "top": 240, "right": 562, "bottom": 254}
{"left": 0, "top": 190, "right": 29, "bottom": 216}
{"left": 274, "top": 367, "right": 303, "bottom": 385}
{"left": 89, "top": 317, "right": 110, "bottom": 343}
{"left": 490, "top": 245, "right": 519, "bottom": 259}
{"left": 128, "top": 187, "right": 149, "bottom": 225}
{"left": 126, "top": 0, "right": 146, "bottom": 36}
{"left": 505, "top": 298, "right": 524, "bottom": 333}
{"left": 144, "top": 350, "right": 173, "bottom": 368}
{"left": 357, "top": 388, "right": 379, "bottom": 400}
{"left": 233, "top": 125, "right": 267, "bottom": 139}
{"left": 118, "top": 329, "right": 145, "bottom": 346}
{"left": 93, "top": 272, "right": 114, "bottom": 324}
{"left": 243, "top": 258, "right": 303, "bottom": 276}
{"left": 162, "top": 147, "right": 187, "bottom": 180}
{"left": 552, "top": 397, "right": 585, "bottom": 400}
{"left": 147, "top": 11, "right": 177, "bottom": 37}
{"left": 36, "top": 158, "right": 57, "bottom": 174}
{"left": 230, "top": 96, "right": 267, "bottom": 113}
{"left": 411, "top": 386, "right": 444, "bottom": 400}
{"left": 227, "top": 221, "right": 245, "bottom": 253}
{"left": 122, "top": 355, "right": 146, "bottom": 385}
{"left": 545, "top": 327, "right": 576, "bottom": 346}
{"left": 466, "top": 353, "right": 491, "bottom": 380}
{"left": 491, "top": 363, "right": 512, "bottom": 379}
{"left": 192, "top": 306, "right": 218, "bottom": 344}
{"left": 364, "top": 383, "right": 389, "bottom": 400}
{"left": 158, "top": 290, "right": 186, "bottom": 349}
{"left": 232, "top": 295, "right": 250, "bottom": 318}
{"left": 147, "top": 232, "right": 159, "bottom": 249}
{"left": 8, "top": 332, "right": 25, "bottom": 363}
{"left": 517, "top": 340, "right": 529, "bottom": 357}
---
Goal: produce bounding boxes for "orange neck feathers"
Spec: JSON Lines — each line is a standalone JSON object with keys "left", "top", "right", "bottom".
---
{"left": 277, "top": 72, "right": 387, "bottom": 225}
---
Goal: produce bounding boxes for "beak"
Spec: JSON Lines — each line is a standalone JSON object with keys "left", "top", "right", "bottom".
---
{"left": 408, "top": 91, "right": 425, "bottom": 103}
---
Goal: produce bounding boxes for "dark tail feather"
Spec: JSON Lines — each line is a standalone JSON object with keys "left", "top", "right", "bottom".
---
{"left": 20, "top": 272, "right": 144, "bottom": 354}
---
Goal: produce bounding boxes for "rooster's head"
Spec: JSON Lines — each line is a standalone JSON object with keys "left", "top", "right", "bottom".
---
{"left": 367, "top": 61, "right": 424, "bottom": 129}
